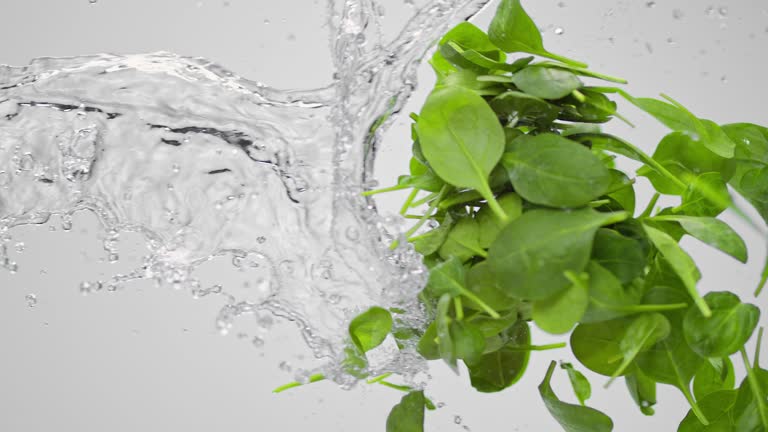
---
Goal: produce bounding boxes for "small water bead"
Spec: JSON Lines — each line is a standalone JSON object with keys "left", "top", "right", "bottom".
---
{"left": 256, "top": 236, "right": 267, "bottom": 244}
{"left": 252, "top": 336, "right": 265, "bottom": 347}
{"left": 172, "top": 163, "right": 180, "bottom": 174}
{"left": 287, "top": 33, "right": 297, "bottom": 42}
{"left": 278, "top": 361, "right": 292, "bottom": 372}
{"left": 721, "top": 75, "right": 728, "bottom": 83}
{"left": 672, "top": 9, "right": 684, "bottom": 19}
{"left": 25, "top": 294, "right": 37, "bottom": 307}
{"left": 14, "top": 242, "right": 25, "bottom": 253}
{"left": 718, "top": 7, "right": 727, "bottom": 17}
{"left": 454, "top": 415, "right": 462, "bottom": 424}
{"left": 263, "top": 19, "right": 271, "bottom": 25}
{"left": 554, "top": 27, "right": 564, "bottom": 35}
{"left": 88, "top": 0, "right": 97, "bottom": 3}
{"left": 61, "top": 215, "right": 73, "bottom": 231}
{"left": 646, "top": 1, "right": 655, "bottom": 7}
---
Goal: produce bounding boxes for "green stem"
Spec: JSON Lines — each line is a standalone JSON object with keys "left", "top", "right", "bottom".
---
{"left": 481, "top": 185, "right": 509, "bottom": 223}
{"left": 607, "top": 302, "right": 689, "bottom": 313}
{"left": 639, "top": 193, "right": 660, "bottom": 219}
{"left": 438, "top": 190, "right": 483, "bottom": 210}
{"left": 391, "top": 185, "right": 448, "bottom": 250}
{"left": 613, "top": 112, "right": 635, "bottom": 127}
{"left": 538, "top": 50, "right": 588, "bottom": 68}
{"left": 404, "top": 213, "right": 436, "bottom": 220}
{"left": 458, "top": 287, "right": 500, "bottom": 319}
{"left": 399, "top": 188, "right": 419, "bottom": 215}
{"left": 366, "top": 373, "right": 393, "bottom": 384}
{"left": 377, "top": 380, "right": 414, "bottom": 392}
{"left": 272, "top": 373, "right": 326, "bottom": 393}
{"left": 571, "top": 89, "right": 587, "bottom": 103}
{"left": 603, "top": 177, "right": 636, "bottom": 195}
{"left": 755, "top": 327, "right": 764, "bottom": 368}
{"left": 362, "top": 184, "right": 409, "bottom": 196}
{"left": 410, "top": 192, "right": 439, "bottom": 208}
{"left": 681, "top": 381, "right": 709, "bottom": 426}
{"left": 589, "top": 199, "right": 611, "bottom": 208}
{"left": 454, "top": 297, "right": 464, "bottom": 320}
{"left": 506, "top": 342, "right": 567, "bottom": 352}
{"left": 740, "top": 347, "right": 768, "bottom": 429}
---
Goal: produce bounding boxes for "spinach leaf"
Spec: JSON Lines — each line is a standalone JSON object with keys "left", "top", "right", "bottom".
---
{"left": 571, "top": 317, "right": 633, "bottom": 376}
{"left": 581, "top": 261, "right": 643, "bottom": 324}
{"left": 605, "top": 170, "right": 636, "bottom": 215}
{"left": 636, "top": 307, "right": 708, "bottom": 425}
{"left": 650, "top": 215, "right": 747, "bottom": 263}
{"left": 386, "top": 390, "right": 426, "bottom": 432}
{"left": 437, "top": 22, "right": 504, "bottom": 73}
{"left": 532, "top": 271, "right": 589, "bottom": 334}
{"left": 643, "top": 223, "right": 710, "bottom": 317}
{"left": 489, "top": 90, "right": 561, "bottom": 127}
{"left": 411, "top": 213, "right": 455, "bottom": 255}
{"left": 450, "top": 321, "right": 486, "bottom": 365}
{"left": 438, "top": 217, "right": 485, "bottom": 262}
{"left": 511, "top": 66, "right": 583, "bottom": 100}
{"left": 465, "top": 261, "right": 518, "bottom": 313}
{"left": 676, "top": 172, "right": 730, "bottom": 217}
{"left": 625, "top": 368, "right": 658, "bottom": 416}
{"left": 677, "top": 389, "right": 738, "bottom": 432}
{"left": 488, "top": 0, "right": 586, "bottom": 67}
{"left": 683, "top": 292, "right": 760, "bottom": 358}
{"left": 425, "top": 256, "right": 466, "bottom": 298}
{"left": 608, "top": 312, "right": 671, "bottom": 385}
{"left": 637, "top": 132, "right": 735, "bottom": 195}
{"left": 467, "top": 320, "right": 530, "bottom": 392}
{"left": 436, "top": 293, "right": 457, "bottom": 370}
{"left": 416, "top": 321, "right": 440, "bottom": 360}
{"left": 561, "top": 362, "right": 593, "bottom": 406}
{"left": 591, "top": 228, "right": 646, "bottom": 285}
{"left": 502, "top": 133, "right": 611, "bottom": 208}
{"left": 538, "top": 361, "right": 615, "bottom": 432}
{"left": 488, "top": 208, "right": 627, "bottom": 300}
{"left": 349, "top": 306, "right": 393, "bottom": 353}
{"left": 693, "top": 357, "right": 736, "bottom": 401}
{"left": 476, "top": 192, "right": 522, "bottom": 249}
{"left": 620, "top": 94, "right": 735, "bottom": 158}
{"left": 417, "top": 85, "right": 507, "bottom": 219}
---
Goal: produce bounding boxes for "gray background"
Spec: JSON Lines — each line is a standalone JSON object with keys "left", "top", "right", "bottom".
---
{"left": 1, "top": 0, "right": 767, "bottom": 431}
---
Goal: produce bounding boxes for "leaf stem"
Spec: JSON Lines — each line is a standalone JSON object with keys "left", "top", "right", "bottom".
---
{"left": 272, "top": 373, "right": 326, "bottom": 393}
{"left": 391, "top": 185, "right": 449, "bottom": 250}
{"left": 399, "top": 188, "right": 419, "bottom": 215}
{"left": 506, "top": 342, "right": 567, "bottom": 352}
{"left": 377, "top": 380, "right": 414, "bottom": 393}
{"left": 755, "top": 327, "right": 764, "bottom": 368}
{"left": 740, "top": 347, "right": 768, "bottom": 429}
{"left": 680, "top": 381, "right": 709, "bottom": 426}
{"left": 458, "top": 287, "right": 500, "bottom": 319}
{"left": 362, "top": 184, "right": 409, "bottom": 196}
{"left": 482, "top": 187, "right": 509, "bottom": 223}
{"left": 410, "top": 192, "right": 439, "bottom": 208}
{"left": 539, "top": 50, "right": 588, "bottom": 68}
{"left": 454, "top": 297, "right": 464, "bottom": 320}
{"left": 639, "top": 193, "right": 660, "bottom": 219}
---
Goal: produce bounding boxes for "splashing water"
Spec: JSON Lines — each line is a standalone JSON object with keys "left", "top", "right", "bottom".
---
{"left": 0, "top": 0, "right": 492, "bottom": 384}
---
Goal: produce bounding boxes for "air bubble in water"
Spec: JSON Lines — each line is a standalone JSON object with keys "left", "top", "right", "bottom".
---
{"left": 279, "top": 361, "right": 292, "bottom": 372}
{"left": 26, "top": 294, "right": 37, "bottom": 307}
{"left": 256, "top": 236, "right": 267, "bottom": 244}
{"left": 554, "top": 27, "right": 564, "bottom": 35}
{"left": 718, "top": 7, "right": 727, "bottom": 17}
{"left": 252, "top": 336, "right": 265, "bottom": 347}
{"left": 454, "top": 415, "right": 462, "bottom": 424}
{"left": 14, "top": 242, "right": 25, "bottom": 253}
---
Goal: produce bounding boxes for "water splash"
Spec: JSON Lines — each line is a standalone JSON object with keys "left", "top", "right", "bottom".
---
{"left": 0, "top": 0, "right": 493, "bottom": 384}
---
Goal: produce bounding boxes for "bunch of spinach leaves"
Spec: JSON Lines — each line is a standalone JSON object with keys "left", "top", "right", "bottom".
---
{"left": 280, "top": 0, "right": 768, "bottom": 430}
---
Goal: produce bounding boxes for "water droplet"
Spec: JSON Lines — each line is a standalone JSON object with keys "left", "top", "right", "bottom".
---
{"left": 79, "top": 281, "right": 93, "bottom": 295}
{"left": 646, "top": 1, "right": 655, "bottom": 7}
{"left": 666, "top": 37, "right": 676, "bottom": 45}
{"left": 554, "top": 27, "right": 564, "bottom": 35}
{"left": 263, "top": 19, "right": 271, "bottom": 25}
{"left": 172, "top": 163, "right": 180, "bottom": 174}
{"left": 557, "top": 1, "right": 565, "bottom": 7}
{"left": 88, "top": 0, "right": 98, "bottom": 4}
{"left": 437, "top": 402, "right": 446, "bottom": 408}
{"left": 645, "top": 42, "right": 653, "bottom": 53}
{"left": 721, "top": 75, "right": 728, "bottom": 83}
{"left": 256, "top": 236, "right": 267, "bottom": 244}
{"left": 454, "top": 415, "right": 462, "bottom": 424}
{"left": 61, "top": 215, "right": 73, "bottom": 231}
{"left": 287, "top": 33, "right": 297, "bottom": 42}
{"left": 718, "top": 7, "right": 727, "bottom": 17}
{"left": 672, "top": 9, "right": 684, "bottom": 19}
{"left": 7, "top": 262, "right": 18, "bottom": 274}
{"left": 14, "top": 242, "right": 25, "bottom": 253}
{"left": 252, "top": 336, "right": 265, "bottom": 347}
{"left": 279, "top": 361, "right": 292, "bottom": 372}
{"left": 26, "top": 294, "right": 37, "bottom": 307}
{"left": 108, "top": 253, "right": 119, "bottom": 263}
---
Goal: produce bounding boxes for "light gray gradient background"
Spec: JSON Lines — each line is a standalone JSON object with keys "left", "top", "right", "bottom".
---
{"left": 1, "top": 1, "right": 766, "bottom": 431}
